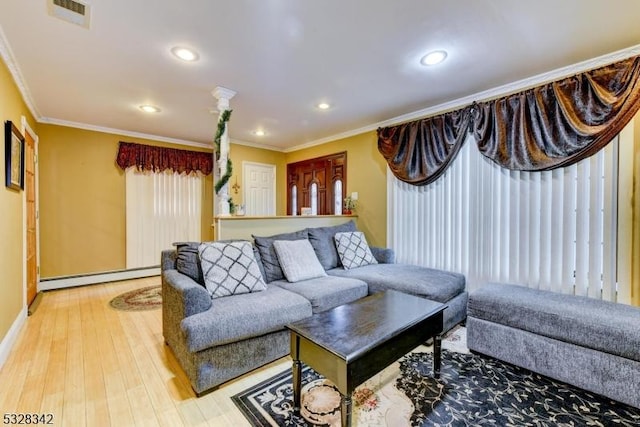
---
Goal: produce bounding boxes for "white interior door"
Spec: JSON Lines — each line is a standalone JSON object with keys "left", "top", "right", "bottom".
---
{"left": 243, "top": 162, "right": 276, "bottom": 216}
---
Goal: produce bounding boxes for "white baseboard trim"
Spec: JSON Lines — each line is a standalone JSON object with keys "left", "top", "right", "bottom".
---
{"left": 0, "top": 306, "right": 27, "bottom": 370}
{"left": 39, "top": 267, "right": 160, "bottom": 291}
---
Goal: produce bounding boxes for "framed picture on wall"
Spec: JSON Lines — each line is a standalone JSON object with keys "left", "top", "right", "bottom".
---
{"left": 4, "top": 120, "right": 25, "bottom": 191}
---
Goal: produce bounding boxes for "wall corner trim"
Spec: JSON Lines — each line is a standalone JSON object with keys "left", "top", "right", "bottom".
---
{"left": 39, "top": 267, "right": 160, "bottom": 291}
{"left": 0, "top": 306, "right": 27, "bottom": 370}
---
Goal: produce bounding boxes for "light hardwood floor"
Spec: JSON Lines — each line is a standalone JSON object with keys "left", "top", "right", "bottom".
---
{"left": 0, "top": 277, "right": 291, "bottom": 426}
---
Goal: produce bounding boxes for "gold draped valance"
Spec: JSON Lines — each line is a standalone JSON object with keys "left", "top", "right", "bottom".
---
{"left": 378, "top": 55, "right": 640, "bottom": 184}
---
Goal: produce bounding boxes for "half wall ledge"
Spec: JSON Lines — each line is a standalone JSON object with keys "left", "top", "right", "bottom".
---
{"left": 213, "top": 215, "right": 358, "bottom": 241}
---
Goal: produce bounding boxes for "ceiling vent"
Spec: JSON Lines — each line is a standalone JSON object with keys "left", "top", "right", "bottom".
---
{"left": 48, "top": 0, "right": 91, "bottom": 29}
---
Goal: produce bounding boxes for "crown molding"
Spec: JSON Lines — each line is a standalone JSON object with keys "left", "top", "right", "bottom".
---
{"left": 285, "top": 43, "right": 640, "bottom": 153}
{"left": 3, "top": 21, "right": 639, "bottom": 155}
{"left": 39, "top": 117, "right": 213, "bottom": 149}
{"left": 283, "top": 129, "right": 372, "bottom": 153}
{"left": 0, "top": 25, "right": 41, "bottom": 120}
{"left": 230, "top": 138, "right": 285, "bottom": 152}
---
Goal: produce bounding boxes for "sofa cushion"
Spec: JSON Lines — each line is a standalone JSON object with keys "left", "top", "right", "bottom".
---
{"left": 173, "top": 242, "right": 205, "bottom": 286}
{"left": 181, "top": 285, "right": 312, "bottom": 352}
{"left": 307, "top": 220, "right": 357, "bottom": 270}
{"left": 271, "top": 276, "right": 368, "bottom": 313}
{"left": 253, "top": 229, "right": 309, "bottom": 283}
{"left": 328, "top": 263, "right": 465, "bottom": 302}
{"left": 467, "top": 283, "right": 640, "bottom": 363}
{"left": 273, "top": 239, "right": 327, "bottom": 282}
{"left": 199, "top": 241, "right": 267, "bottom": 299}
{"left": 334, "top": 231, "right": 378, "bottom": 270}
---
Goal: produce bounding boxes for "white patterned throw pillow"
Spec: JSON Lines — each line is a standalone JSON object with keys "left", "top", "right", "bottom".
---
{"left": 334, "top": 231, "right": 378, "bottom": 270}
{"left": 198, "top": 241, "right": 267, "bottom": 299}
{"left": 273, "top": 239, "right": 327, "bottom": 282}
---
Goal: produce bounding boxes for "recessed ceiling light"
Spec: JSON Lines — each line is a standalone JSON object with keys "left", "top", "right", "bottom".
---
{"left": 139, "top": 105, "right": 161, "bottom": 113}
{"left": 171, "top": 46, "right": 199, "bottom": 62}
{"left": 420, "top": 50, "right": 448, "bottom": 66}
{"left": 253, "top": 130, "right": 265, "bottom": 136}
{"left": 317, "top": 102, "right": 331, "bottom": 110}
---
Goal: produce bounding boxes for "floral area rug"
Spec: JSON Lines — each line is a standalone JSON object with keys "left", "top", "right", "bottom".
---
{"left": 108, "top": 285, "right": 162, "bottom": 311}
{"left": 232, "top": 327, "right": 640, "bottom": 426}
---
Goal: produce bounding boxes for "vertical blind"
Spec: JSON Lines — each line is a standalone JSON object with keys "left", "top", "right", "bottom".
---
{"left": 388, "top": 134, "right": 624, "bottom": 302}
{"left": 126, "top": 169, "right": 202, "bottom": 269}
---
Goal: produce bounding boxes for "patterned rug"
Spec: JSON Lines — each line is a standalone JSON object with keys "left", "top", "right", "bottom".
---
{"left": 108, "top": 285, "right": 162, "bottom": 311}
{"left": 232, "top": 328, "right": 640, "bottom": 426}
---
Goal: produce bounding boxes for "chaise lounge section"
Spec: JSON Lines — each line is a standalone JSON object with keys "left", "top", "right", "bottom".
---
{"left": 467, "top": 282, "right": 640, "bottom": 408}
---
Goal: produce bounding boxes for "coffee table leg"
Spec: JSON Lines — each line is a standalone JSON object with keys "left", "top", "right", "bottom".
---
{"left": 433, "top": 334, "right": 442, "bottom": 378}
{"left": 292, "top": 359, "right": 302, "bottom": 410}
{"left": 340, "top": 394, "right": 352, "bottom": 427}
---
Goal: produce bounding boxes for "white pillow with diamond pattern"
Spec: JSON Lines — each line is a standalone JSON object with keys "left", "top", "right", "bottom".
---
{"left": 273, "top": 239, "right": 327, "bottom": 282}
{"left": 334, "top": 231, "right": 378, "bottom": 270}
{"left": 198, "top": 241, "right": 267, "bottom": 299}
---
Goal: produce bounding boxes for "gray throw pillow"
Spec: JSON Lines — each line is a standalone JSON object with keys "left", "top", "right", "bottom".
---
{"left": 173, "top": 242, "right": 205, "bottom": 286}
{"left": 198, "top": 241, "right": 267, "bottom": 299}
{"left": 273, "top": 239, "right": 327, "bottom": 282}
{"left": 307, "top": 221, "right": 357, "bottom": 270}
{"left": 334, "top": 231, "right": 378, "bottom": 270}
{"left": 252, "top": 245, "right": 267, "bottom": 282}
{"left": 253, "top": 229, "right": 309, "bottom": 282}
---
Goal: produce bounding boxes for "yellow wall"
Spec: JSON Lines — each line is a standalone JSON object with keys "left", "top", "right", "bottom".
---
{"left": 229, "top": 142, "right": 287, "bottom": 215}
{"left": 38, "top": 124, "right": 214, "bottom": 278}
{"left": 285, "top": 131, "right": 388, "bottom": 247}
{"left": 0, "top": 57, "right": 37, "bottom": 344}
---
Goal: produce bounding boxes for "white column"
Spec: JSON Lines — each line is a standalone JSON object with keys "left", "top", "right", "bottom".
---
{"left": 212, "top": 86, "right": 236, "bottom": 217}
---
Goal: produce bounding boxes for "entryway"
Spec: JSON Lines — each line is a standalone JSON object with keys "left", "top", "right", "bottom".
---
{"left": 243, "top": 162, "right": 276, "bottom": 216}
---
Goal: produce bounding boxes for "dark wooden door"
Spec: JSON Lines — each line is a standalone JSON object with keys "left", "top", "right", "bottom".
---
{"left": 287, "top": 152, "right": 346, "bottom": 215}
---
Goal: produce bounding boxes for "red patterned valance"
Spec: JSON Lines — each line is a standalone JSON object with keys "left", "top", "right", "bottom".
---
{"left": 116, "top": 141, "right": 213, "bottom": 175}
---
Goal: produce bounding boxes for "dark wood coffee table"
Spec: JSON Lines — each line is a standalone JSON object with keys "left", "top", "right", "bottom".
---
{"left": 286, "top": 290, "right": 446, "bottom": 427}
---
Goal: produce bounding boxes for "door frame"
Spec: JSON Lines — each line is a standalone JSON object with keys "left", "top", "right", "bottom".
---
{"left": 242, "top": 161, "right": 276, "bottom": 216}
{"left": 21, "top": 116, "right": 39, "bottom": 308}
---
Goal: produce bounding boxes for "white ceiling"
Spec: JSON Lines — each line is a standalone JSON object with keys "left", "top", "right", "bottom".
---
{"left": 1, "top": 0, "right": 640, "bottom": 151}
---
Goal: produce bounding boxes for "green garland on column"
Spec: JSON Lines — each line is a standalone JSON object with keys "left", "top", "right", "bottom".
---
{"left": 214, "top": 109, "right": 233, "bottom": 195}
{"left": 215, "top": 158, "right": 233, "bottom": 194}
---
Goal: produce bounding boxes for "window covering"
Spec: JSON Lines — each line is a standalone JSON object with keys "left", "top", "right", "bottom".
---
{"left": 377, "top": 108, "right": 470, "bottom": 185}
{"left": 473, "top": 55, "right": 640, "bottom": 171}
{"left": 378, "top": 54, "right": 640, "bottom": 183}
{"left": 116, "top": 141, "right": 213, "bottom": 175}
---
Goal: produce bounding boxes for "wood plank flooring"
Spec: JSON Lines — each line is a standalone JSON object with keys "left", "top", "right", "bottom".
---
{"left": 0, "top": 277, "right": 290, "bottom": 426}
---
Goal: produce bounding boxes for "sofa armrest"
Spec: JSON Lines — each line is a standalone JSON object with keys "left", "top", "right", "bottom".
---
{"left": 370, "top": 246, "right": 395, "bottom": 264}
{"left": 161, "top": 249, "right": 178, "bottom": 271}
{"left": 162, "top": 266, "right": 212, "bottom": 349}
{"left": 163, "top": 269, "right": 211, "bottom": 318}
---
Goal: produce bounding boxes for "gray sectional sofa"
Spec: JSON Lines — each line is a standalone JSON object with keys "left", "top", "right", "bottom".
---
{"left": 162, "top": 221, "right": 468, "bottom": 395}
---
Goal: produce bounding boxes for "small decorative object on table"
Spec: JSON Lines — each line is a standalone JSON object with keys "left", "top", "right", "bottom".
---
{"left": 344, "top": 196, "right": 357, "bottom": 215}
